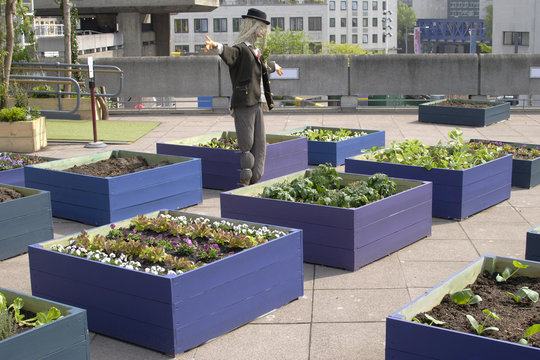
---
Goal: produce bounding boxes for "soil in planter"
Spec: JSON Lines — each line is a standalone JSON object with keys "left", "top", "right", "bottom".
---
{"left": 0, "top": 187, "right": 23, "bottom": 202}
{"left": 415, "top": 272, "right": 540, "bottom": 347}
{"left": 63, "top": 155, "right": 170, "bottom": 177}
{"left": 434, "top": 100, "right": 498, "bottom": 108}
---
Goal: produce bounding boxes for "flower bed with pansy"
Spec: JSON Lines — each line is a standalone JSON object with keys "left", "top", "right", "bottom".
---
{"left": 50, "top": 213, "right": 288, "bottom": 276}
{"left": 0, "top": 152, "right": 48, "bottom": 171}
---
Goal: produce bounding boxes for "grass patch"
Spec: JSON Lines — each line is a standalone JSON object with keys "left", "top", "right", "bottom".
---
{"left": 46, "top": 120, "right": 160, "bottom": 143}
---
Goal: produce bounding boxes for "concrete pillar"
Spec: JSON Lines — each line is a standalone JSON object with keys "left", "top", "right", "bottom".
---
{"left": 152, "top": 13, "right": 171, "bottom": 56}
{"left": 340, "top": 96, "right": 358, "bottom": 111}
{"left": 212, "top": 96, "right": 231, "bottom": 114}
{"left": 117, "top": 12, "right": 143, "bottom": 56}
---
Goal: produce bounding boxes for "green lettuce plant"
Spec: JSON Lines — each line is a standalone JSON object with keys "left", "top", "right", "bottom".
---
{"left": 290, "top": 128, "right": 368, "bottom": 142}
{"left": 466, "top": 309, "right": 500, "bottom": 335}
{"left": 504, "top": 286, "right": 539, "bottom": 303}
{"left": 412, "top": 313, "right": 445, "bottom": 326}
{"left": 518, "top": 324, "right": 540, "bottom": 345}
{"left": 496, "top": 260, "right": 529, "bottom": 282}
{"left": 450, "top": 288, "right": 482, "bottom": 305}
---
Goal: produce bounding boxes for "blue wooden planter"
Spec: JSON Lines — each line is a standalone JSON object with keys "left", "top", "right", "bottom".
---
{"left": 418, "top": 99, "right": 510, "bottom": 127}
{"left": 28, "top": 210, "right": 303, "bottom": 355}
{"left": 0, "top": 184, "right": 53, "bottom": 260}
{"left": 386, "top": 255, "right": 540, "bottom": 359}
{"left": 470, "top": 139, "right": 540, "bottom": 188}
{"left": 0, "top": 287, "right": 89, "bottom": 360}
{"left": 220, "top": 170, "right": 432, "bottom": 271}
{"left": 273, "top": 126, "right": 385, "bottom": 166}
{"left": 0, "top": 155, "right": 55, "bottom": 187}
{"left": 156, "top": 132, "right": 308, "bottom": 190}
{"left": 345, "top": 154, "right": 513, "bottom": 220}
{"left": 24, "top": 150, "right": 202, "bottom": 225}
{"left": 526, "top": 224, "right": 540, "bottom": 262}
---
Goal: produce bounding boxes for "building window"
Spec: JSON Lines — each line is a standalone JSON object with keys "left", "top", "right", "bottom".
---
{"left": 352, "top": 18, "right": 358, "bottom": 27}
{"left": 340, "top": 18, "right": 347, "bottom": 27}
{"left": 308, "top": 17, "right": 322, "bottom": 31}
{"left": 341, "top": 1, "right": 347, "bottom": 10}
{"left": 363, "top": 18, "right": 368, "bottom": 27}
{"left": 290, "top": 17, "right": 303, "bottom": 31}
{"left": 174, "top": 19, "right": 188, "bottom": 33}
{"left": 213, "top": 18, "right": 227, "bottom": 32}
{"left": 194, "top": 44, "right": 206, "bottom": 53}
{"left": 372, "top": 34, "right": 378, "bottom": 43}
{"left": 372, "top": 1, "right": 378, "bottom": 10}
{"left": 352, "top": 1, "right": 358, "bottom": 10}
{"left": 233, "top": 18, "right": 242, "bottom": 32}
{"left": 503, "top": 31, "right": 529, "bottom": 46}
{"left": 362, "top": 1, "right": 368, "bottom": 10}
{"left": 174, "top": 45, "right": 189, "bottom": 54}
{"left": 271, "top": 17, "right": 284, "bottom": 30}
{"left": 341, "top": 34, "right": 347, "bottom": 43}
{"left": 383, "top": 0, "right": 386, "bottom": 11}
{"left": 352, "top": 34, "right": 358, "bottom": 43}
{"left": 330, "top": 18, "right": 336, "bottom": 27}
{"left": 362, "top": 34, "right": 368, "bottom": 43}
{"left": 329, "top": 1, "right": 335, "bottom": 10}
{"left": 194, "top": 18, "right": 208, "bottom": 33}
{"left": 330, "top": 34, "right": 336, "bottom": 43}
{"left": 372, "top": 17, "right": 378, "bottom": 27}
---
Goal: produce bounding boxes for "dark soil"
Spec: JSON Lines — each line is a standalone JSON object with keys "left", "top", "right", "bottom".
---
{"left": 434, "top": 100, "right": 498, "bottom": 108}
{"left": 415, "top": 272, "right": 540, "bottom": 347}
{"left": 0, "top": 187, "right": 23, "bottom": 202}
{"left": 63, "top": 155, "right": 170, "bottom": 178}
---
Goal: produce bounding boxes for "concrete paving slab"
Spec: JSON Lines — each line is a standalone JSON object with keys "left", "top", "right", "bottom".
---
{"left": 396, "top": 239, "right": 480, "bottom": 262}
{"left": 400, "top": 260, "right": 474, "bottom": 288}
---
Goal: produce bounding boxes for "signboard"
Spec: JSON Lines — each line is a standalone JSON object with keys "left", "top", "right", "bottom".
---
{"left": 531, "top": 67, "right": 540, "bottom": 78}
{"left": 270, "top": 68, "right": 299, "bottom": 80}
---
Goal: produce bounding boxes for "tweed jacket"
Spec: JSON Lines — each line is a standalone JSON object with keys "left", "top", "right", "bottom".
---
{"left": 220, "top": 42, "right": 276, "bottom": 110}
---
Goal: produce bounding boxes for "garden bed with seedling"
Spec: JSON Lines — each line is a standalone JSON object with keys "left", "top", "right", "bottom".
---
{"left": 386, "top": 255, "right": 540, "bottom": 359}
{"left": 0, "top": 153, "right": 53, "bottom": 187}
{"left": 272, "top": 126, "right": 385, "bottom": 166}
{"left": 418, "top": 99, "right": 510, "bottom": 127}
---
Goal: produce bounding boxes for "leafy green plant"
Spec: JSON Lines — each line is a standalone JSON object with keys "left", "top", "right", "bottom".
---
{"left": 0, "top": 307, "right": 17, "bottom": 341}
{"left": 412, "top": 313, "right": 445, "bottom": 326}
{"left": 198, "top": 136, "right": 239, "bottom": 150}
{"left": 30, "top": 84, "right": 57, "bottom": 98}
{"left": 496, "top": 260, "right": 529, "bottom": 282}
{"left": 450, "top": 288, "right": 482, "bottom": 305}
{"left": 466, "top": 309, "right": 500, "bottom": 335}
{"left": 518, "top": 324, "right": 540, "bottom": 345}
{"left": 290, "top": 128, "right": 368, "bottom": 142}
{"left": 505, "top": 286, "right": 539, "bottom": 303}
{"left": 0, "top": 106, "right": 40, "bottom": 122}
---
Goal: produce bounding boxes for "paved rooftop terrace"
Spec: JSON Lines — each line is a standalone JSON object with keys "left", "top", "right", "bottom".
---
{"left": 2, "top": 109, "right": 540, "bottom": 359}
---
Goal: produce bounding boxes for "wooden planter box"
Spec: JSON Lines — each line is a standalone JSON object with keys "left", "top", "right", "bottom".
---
{"left": 0, "top": 287, "right": 89, "bottom": 360}
{"left": 0, "top": 117, "right": 47, "bottom": 153}
{"left": 0, "top": 184, "right": 53, "bottom": 260}
{"left": 273, "top": 126, "right": 385, "bottom": 166}
{"left": 470, "top": 139, "right": 540, "bottom": 188}
{"left": 526, "top": 224, "right": 540, "bottom": 262}
{"left": 28, "top": 210, "right": 303, "bottom": 355}
{"left": 24, "top": 150, "right": 202, "bottom": 225}
{"left": 0, "top": 155, "right": 56, "bottom": 187}
{"left": 156, "top": 132, "right": 308, "bottom": 190}
{"left": 386, "top": 255, "right": 540, "bottom": 359}
{"left": 344, "top": 153, "right": 513, "bottom": 220}
{"left": 220, "top": 170, "right": 432, "bottom": 271}
{"left": 418, "top": 99, "right": 510, "bottom": 127}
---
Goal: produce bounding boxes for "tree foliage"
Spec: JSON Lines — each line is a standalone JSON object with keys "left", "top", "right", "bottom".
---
{"left": 265, "top": 27, "right": 313, "bottom": 54}
{"left": 397, "top": 1, "right": 417, "bottom": 53}
{"left": 322, "top": 42, "right": 371, "bottom": 55}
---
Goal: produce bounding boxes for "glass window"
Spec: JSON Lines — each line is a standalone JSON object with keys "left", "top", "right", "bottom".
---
{"left": 383, "top": 1, "right": 386, "bottom": 11}
{"left": 363, "top": 18, "right": 368, "bottom": 27}
{"left": 341, "top": 1, "right": 347, "bottom": 10}
{"left": 308, "top": 17, "right": 322, "bottom": 31}
{"left": 372, "top": 1, "right": 378, "bottom": 10}
{"left": 372, "top": 17, "right": 378, "bottom": 27}
{"left": 362, "top": 34, "right": 368, "bottom": 43}
{"left": 352, "top": 1, "right": 358, "bottom": 10}
{"left": 372, "top": 34, "right": 378, "bottom": 43}
{"left": 352, "top": 18, "right": 358, "bottom": 27}
{"left": 341, "top": 18, "right": 347, "bottom": 27}
{"left": 352, "top": 34, "right": 358, "bottom": 43}
{"left": 194, "top": 18, "right": 208, "bottom": 33}
{"left": 174, "top": 45, "right": 189, "bottom": 54}
{"left": 329, "top": 1, "right": 335, "bottom": 10}
{"left": 503, "top": 31, "right": 529, "bottom": 46}
{"left": 362, "top": 1, "right": 368, "bottom": 10}
{"left": 271, "top": 17, "right": 284, "bottom": 31}
{"left": 213, "top": 18, "right": 227, "bottom": 32}
{"left": 330, "top": 34, "right": 336, "bottom": 43}
{"left": 330, "top": 18, "right": 336, "bottom": 27}
{"left": 341, "top": 34, "right": 347, "bottom": 43}
{"left": 290, "top": 17, "right": 303, "bottom": 31}
{"left": 174, "top": 19, "right": 188, "bottom": 33}
{"left": 233, "top": 18, "right": 242, "bottom": 32}
{"left": 195, "top": 44, "right": 206, "bottom": 53}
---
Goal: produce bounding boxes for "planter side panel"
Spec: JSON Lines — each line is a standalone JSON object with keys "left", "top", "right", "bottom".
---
{"left": 526, "top": 226, "right": 540, "bottom": 262}
{"left": 0, "top": 168, "right": 25, "bottom": 187}
{"left": 260, "top": 138, "right": 308, "bottom": 182}
{"left": 418, "top": 102, "right": 509, "bottom": 127}
{"left": 0, "top": 187, "right": 53, "bottom": 260}
{"left": 172, "top": 230, "right": 303, "bottom": 353}
{"left": 513, "top": 157, "right": 540, "bottom": 188}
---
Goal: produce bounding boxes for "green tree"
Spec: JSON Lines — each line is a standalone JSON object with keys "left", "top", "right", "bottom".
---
{"left": 483, "top": 4, "right": 493, "bottom": 44}
{"left": 397, "top": 1, "right": 417, "bottom": 53}
{"left": 265, "top": 27, "right": 313, "bottom": 54}
{"left": 322, "top": 42, "right": 371, "bottom": 55}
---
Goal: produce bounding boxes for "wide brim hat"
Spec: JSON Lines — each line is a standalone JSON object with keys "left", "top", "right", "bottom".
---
{"left": 242, "top": 8, "right": 270, "bottom": 25}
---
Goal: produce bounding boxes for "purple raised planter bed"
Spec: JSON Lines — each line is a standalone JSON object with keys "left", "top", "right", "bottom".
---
{"left": 418, "top": 99, "right": 510, "bottom": 127}
{"left": 28, "top": 210, "right": 303, "bottom": 355}
{"left": 386, "top": 255, "right": 540, "bottom": 359}
{"left": 345, "top": 153, "right": 513, "bottom": 220}
{"left": 526, "top": 224, "right": 540, "bottom": 262}
{"left": 156, "top": 131, "right": 308, "bottom": 190}
{"left": 221, "top": 170, "right": 432, "bottom": 271}
{"left": 24, "top": 150, "right": 202, "bottom": 225}
{"left": 273, "top": 126, "right": 385, "bottom": 166}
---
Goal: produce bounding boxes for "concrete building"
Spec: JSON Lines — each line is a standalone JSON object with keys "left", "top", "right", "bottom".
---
{"left": 492, "top": 0, "right": 539, "bottom": 54}
{"left": 170, "top": 0, "right": 398, "bottom": 55}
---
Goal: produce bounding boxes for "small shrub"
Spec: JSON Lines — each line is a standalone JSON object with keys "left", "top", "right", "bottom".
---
{"left": 0, "top": 106, "right": 41, "bottom": 122}
{"left": 30, "top": 84, "right": 57, "bottom": 98}
{"left": 0, "top": 308, "right": 17, "bottom": 341}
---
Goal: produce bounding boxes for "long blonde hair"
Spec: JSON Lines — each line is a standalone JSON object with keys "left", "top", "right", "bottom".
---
{"left": 233, "top": 17, "right": 268, "bottom": 50}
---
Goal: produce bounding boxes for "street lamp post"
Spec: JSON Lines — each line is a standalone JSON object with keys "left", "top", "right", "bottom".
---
{"left": 382, "top": 10, "right": 393, "bottom": 54}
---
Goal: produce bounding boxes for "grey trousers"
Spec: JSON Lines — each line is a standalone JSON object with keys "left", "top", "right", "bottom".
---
{"left": 234, "top": 104, "right": 266, "bottom": 184}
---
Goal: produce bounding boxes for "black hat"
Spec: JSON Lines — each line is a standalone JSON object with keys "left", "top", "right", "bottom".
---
{"left": 242, "top": 8, "right": 270, "bottom": 25}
